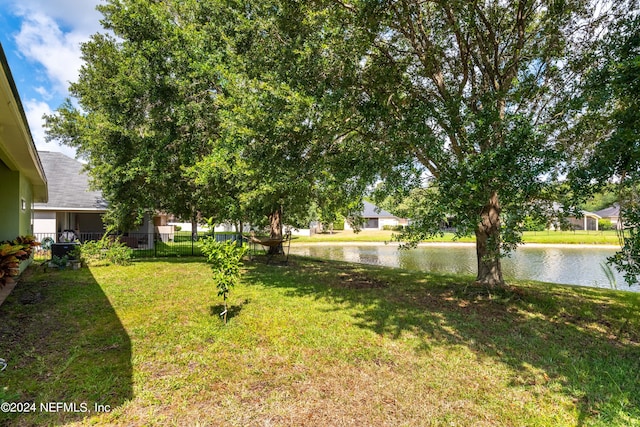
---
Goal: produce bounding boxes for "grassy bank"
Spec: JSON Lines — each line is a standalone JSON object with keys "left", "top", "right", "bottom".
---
{"left": 292, "top": 229, "right": 620, "bottom": 245}
{"left": 1, "top": 257, "right": 639, "bottom": 426}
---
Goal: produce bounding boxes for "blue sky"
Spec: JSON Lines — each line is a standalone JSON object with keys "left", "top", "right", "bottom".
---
{"left": 0, "top": 0, "right": 103, "bottom": 158}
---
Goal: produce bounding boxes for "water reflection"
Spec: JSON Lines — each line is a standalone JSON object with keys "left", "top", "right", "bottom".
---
{"left": 289, "top": 244, "right": 640, "bottom": 292}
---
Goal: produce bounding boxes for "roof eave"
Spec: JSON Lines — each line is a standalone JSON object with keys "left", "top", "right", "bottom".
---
{"left": 0, "top": 43, "right": 48, "bottom": 203}
{"left": 33, "top": 206, "right": 108, "bottom": 212}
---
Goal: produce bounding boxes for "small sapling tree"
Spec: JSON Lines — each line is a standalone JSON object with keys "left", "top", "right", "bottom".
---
{"left": 200, "top": 237, "right": 247, "bottom": 324}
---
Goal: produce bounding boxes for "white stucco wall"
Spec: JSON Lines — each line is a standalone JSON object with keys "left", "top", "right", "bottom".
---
{"left": 33, "top": 211, "right": 56, "bottom": 235}
{"left": 345, "top": 217, "right": 401, "bottom": 230}
{"left": 379, "top": 218, "right": 401, "bottom": 229}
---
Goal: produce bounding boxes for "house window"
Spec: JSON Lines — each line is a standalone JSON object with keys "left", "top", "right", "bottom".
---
{"left": 21, "top": 198, "right": 27, "bottom": 211}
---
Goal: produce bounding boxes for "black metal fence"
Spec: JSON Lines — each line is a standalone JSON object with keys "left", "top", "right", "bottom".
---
{"left": 33, "top": 231, "right": 241, "bottom": 259}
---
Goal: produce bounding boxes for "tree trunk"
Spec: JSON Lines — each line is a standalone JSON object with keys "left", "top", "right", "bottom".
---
{"left": 268, "top": 206, "right": 284, "bottom": 255}
{"left": 191, "top": 215, "right": 198, "bottom": 241}
{"left": 475, "top": 192, "right": 504, "bottom": 287}
{"left": 237, "top": 221, "right": 244, "bottom": 247}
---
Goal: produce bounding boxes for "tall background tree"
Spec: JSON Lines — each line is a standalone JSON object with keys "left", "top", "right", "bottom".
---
{"left": 45, "top": 0, "right": 232, "bottom": 230}
{"left": 46, "top": 0, "right": 371, "bottom": 236}
{"left": 190, "top": 0, "right": 377, "bottom": 246}
{"left": 568, "top": 12, "right": 640, "bottom": 285}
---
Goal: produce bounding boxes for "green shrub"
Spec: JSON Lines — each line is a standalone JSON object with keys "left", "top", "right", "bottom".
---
{"left": 382, "top": 225, "right": 405, "bottom": 231}
{"left": 331, "top": 220, "right": 345, "bottom": 231}
{"left": 76, "top": 239, "right": 132, "bottom": 266}
{"left": 523, "top": 216, "right": 547, "bottom": 231}
{"left": 50, "top": 255, "right": 69, "bottom": 269}
{"left": 598, "top": 219, "right": 614, "bottom": 231}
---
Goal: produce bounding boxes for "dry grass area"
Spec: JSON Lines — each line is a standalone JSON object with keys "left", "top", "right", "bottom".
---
{"left": 1, "top": 257, "right": 639, "bottom": 426}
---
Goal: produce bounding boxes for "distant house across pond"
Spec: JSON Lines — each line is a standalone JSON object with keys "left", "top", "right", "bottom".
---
{"left": 565, "top": 211, "right": 601, "bottom": 231}
{"left": 345, "top": 201, "right": 409, "bottom": 231}
{"left": 594, "top": 204, "right": 621, "bottom": 229}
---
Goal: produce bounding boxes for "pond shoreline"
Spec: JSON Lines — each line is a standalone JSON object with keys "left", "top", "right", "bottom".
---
{"left": 289, "top": 242, "right": 638, "bottom": 291}
{"left": 291, "top": 241, "right": 621, "bottom": 250}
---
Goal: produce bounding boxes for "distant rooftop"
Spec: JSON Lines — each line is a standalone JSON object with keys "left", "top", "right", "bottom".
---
{"left": 594, "top": 204, "right": 620, "bottom": 218}
{"left": 362, "top": 201, "right": 396, "bottom": 218}
{"left": 34, "top": 151, "right": 107, "bottom": 211}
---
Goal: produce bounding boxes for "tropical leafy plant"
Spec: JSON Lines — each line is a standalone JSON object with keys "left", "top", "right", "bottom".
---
{"left": 0, "top": 243, "right": 23, "bottom": 287}
{"left": 0, "top": 236, "right": 40, "bottom": 288}
{"left": 11, "top": 235, "right": 40, "bottom": 261}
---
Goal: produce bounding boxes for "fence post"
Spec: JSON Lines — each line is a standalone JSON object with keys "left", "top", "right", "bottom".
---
{"left": 154, "top": 232, "right": 157, "bottom": 258}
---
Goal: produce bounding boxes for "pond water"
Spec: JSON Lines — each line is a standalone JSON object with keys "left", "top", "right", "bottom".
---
{"left": 289, "top": 243, "right": 640, "bottom": 292}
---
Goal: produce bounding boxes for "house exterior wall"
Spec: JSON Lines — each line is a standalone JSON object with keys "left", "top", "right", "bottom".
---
{"left": 0, "top": 160, "right": 20, "bottom": 241}
{"left": 214, "top": 223, "right": 235, "bottom": 233}
{"left": 0, "top": 160, "right": 33, "bottom": 241}
{"left": 130, "top": 214, "right": 154, "bottom": 235}
{"left": 34, "top": 211, "right": 56, "bottom": 234}
{"left": 0, "top": 161, "right": 36, "bottom": 273}
{"left": 596, "top": 214, "right": 620, "bottom": 228}
{"left": 344, "top": 216, "right": 404, "bottom": 230}
{"left": 598, "top": 213, "right": 619, "bottom": 228}
{"left": 1, "top": 43, "right": 47, "bottom": 279}
{"left": 379, "top": 217, "right": 402, "bottom": 229}
{"left": 34, "top": 212, "right": 105, "bottom": 233}
{"left": 18, "top": 172, "right": 33, "bottom": 237}
{"left": 56, "top": 212, "right": 72, "bottom": 232}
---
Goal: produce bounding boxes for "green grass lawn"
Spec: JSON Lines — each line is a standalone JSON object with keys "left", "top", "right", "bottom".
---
{"left": 521, "top": 230, "right": 620, "bottom": 245}
{"left": 292, "top": 229, "right": 620, "bottom": 245}
{"left": 1, "top": 257, "right": 639, "bottom": 426}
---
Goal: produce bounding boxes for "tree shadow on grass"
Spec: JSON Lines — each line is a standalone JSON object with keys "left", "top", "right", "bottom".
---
{"left": 248, "top": 257, "right": 640, "bottom": 426}
{"left": 0, "top": 266, "right": 132, "bottom": 425}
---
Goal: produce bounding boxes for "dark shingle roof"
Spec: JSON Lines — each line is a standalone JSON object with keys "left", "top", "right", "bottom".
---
{"left": 34, "top": 151, "right": 107, "bottom": 211}
{"left": 362, "top": 201, "right": 396, "bottom": 218}
{"left": 594, "top": 204, "right": 620, "bottom": 218}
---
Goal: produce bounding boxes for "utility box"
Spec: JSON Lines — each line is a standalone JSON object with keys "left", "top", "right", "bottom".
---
{"left": 51, "top": 242, "right": 79, "bottom": 259}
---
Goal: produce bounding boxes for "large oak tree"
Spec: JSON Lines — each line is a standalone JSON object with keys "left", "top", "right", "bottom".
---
{"left": 298, "top": 0, "right": 627, "bottom": 286}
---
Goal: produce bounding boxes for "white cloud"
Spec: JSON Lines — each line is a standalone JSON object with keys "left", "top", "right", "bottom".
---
{"left": 24, "top": 98, "right": 77, "bottom": 159}
{"left": 8, "top": 0, "right": 103, "bottom": 35}
{"left": 34, "top": 86, "right": 53, "bottom": 100}
{"left": 1, "top": 0, "right": 102, "bottom": 158}
{"left": 6, "top": 0, "right": 102, "bottom": 94}
{"left": 14, "top": 13, "right": 85, "bottom": 94}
